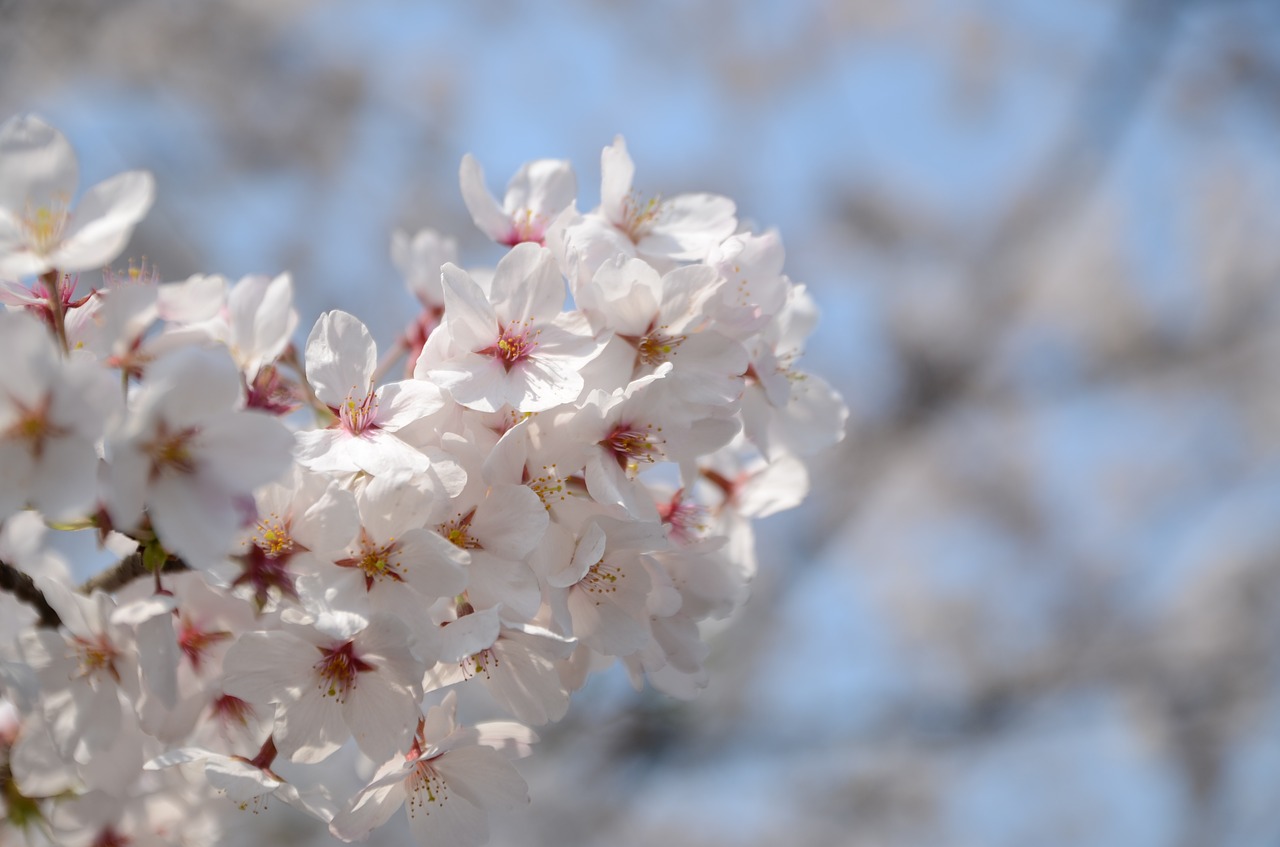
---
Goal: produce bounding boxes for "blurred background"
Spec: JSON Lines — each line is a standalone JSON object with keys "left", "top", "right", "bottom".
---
{"left": 4, "top": 0, "right": 1280, "bottom": 844}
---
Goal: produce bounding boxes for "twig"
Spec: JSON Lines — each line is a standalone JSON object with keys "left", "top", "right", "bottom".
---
{"left": 0, "top": 549, "right": 189, "bottom": 630}
{"left": 0, "top": 559, "right": 62, "bottom": 629}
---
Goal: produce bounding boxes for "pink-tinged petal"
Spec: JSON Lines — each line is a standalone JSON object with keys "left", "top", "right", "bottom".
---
{"left": 295, "top": 479, "right": 360, "bottom": 553}
{"left": 507, "top": 355, "right": 583, "bottom": 412}
{"left": 550, "top": 522, "right": 606, "bottom": 589}
{"left": 361, "top": 470, "right": 441, "bottom": 543}
{"left": 276, "top": 684, "right": 348, "bottom": 764}
{"left": 343, "top": 672, "right": 419, "bottom": 764}
{"left": 734, "top": 456, "right": 809, "bottom": 518}
{"left": 233, "top": 272, "right": 296, "bottom": 372}
{"left": 78, "top": 682, "right": 125, "bottom": 754}
{"left": 199, "top": 411, "right": 294, "bottom": 491}
{"left": 460, "top": 154, "right": 516, "bottom": 243}
{"left": 393, "top": 227, "right": 457, "bottom": 307}
{"left": 53, "top": 170, "right": 155, "bottom": 271}
{"left": 350, "top": 430, "right": 437, "bottom": 476}
{"left": 439, "top": 264, "right": 498, "bottom": 350}
{"left": 421, "top": 690, "right": 459, "bottom": 741}
{"left": 471, "top": 485, "right": 547, "bottom": 560}
{"left": 0, "top": 115, "right": 78, "bottom": 211}
{"left": 376, "top": 379, "right": 446, "bottom": 430}
{"left": 203, "top": 756, "right": 284, "bottom": 802}
{"left": 0, "top": 444, "right": 34, "bottom": 518}
{"left": 405, "top": 774, "right": 489, "bottom": 847}
{"left": 486, "top": 640, "right": 570, "bottom": 726}
{"left": 641, "top": 193, "right": 736, "bottom": 262}
{"left": 293, "top": 428, "right": 344, "bottom": 470}
{"left": 488, "top": 242, "right": 563, "bottom": 323}
{"left": 589, "top": 255, "right": 660, "bottom": 335}
{"left": 144, "top": 747, "right": 210, "bottom": 769}
{"left": 147, "top": 475, "right": 242, "bottom": 569}
{"left": 465, "top": 552, "right": 541, "bottom": 619}
{"left": 437, "top": 745, "right": 530, "bottom": 812}
{"left": 567, "top": 580, "right": 650, "bottom": 657}
{"left": 305, "top": 310, "right": 377, "bottom": 407}
{"left": 506, "top": 158, "right": 576, "bottom": 219}
{"left": 103, "top": 439, "right": 147, "bottom": 532}
{"left": 431, "top": 353, "right": 507, "bottom": 413}
{"left": 0, "top": 276, "right": 41, "bottom": 306}
{"left": 149, "top": 347, "right": 243, "bottom": 427}
{"left": 156, "top": 273, "right": 226, "bottom": 323}
{"left": 436, "top": 607, "right": 501, "bottom": 664}
{"left": 359, "top": 615, "right": 426, "bottom": 682}
{"left": 394, "top": 529, "right": 468, "bottom": 599}
{"left": 584, "top": 452, "right": 655, "bottom": 519}
{"left": 134, "top": 605, "right": 181, "bottom": 709}
{"left": 474, "top": 719, "right": 538, "bottom": 758}
{"left": 600, "top": 136, "right": 634, "bottom": 226}
{"left": 330, "top": 779, "right": 407, "bottom": 841}
{"left": 762, "top": 371, "right": 849, "bottom": 460}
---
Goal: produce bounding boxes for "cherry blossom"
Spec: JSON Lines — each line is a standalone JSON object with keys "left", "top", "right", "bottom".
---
{"left": 0, "top": 115, "right": 848, "bottom": 847}
{"left": 0, "top": 114, "right": 154, "bottom": 278}
{"left": 417, "top": 243, "right": 602, "bottom": 413}
{"left": 459, "top": 154, "right": 576, "bottom": 247}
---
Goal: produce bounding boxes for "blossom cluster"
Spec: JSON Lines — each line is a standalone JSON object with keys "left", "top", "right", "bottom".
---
{"left": 0, "top": 115, "right": 846, "bottom": 846}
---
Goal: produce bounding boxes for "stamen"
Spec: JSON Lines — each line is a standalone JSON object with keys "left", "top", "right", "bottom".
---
{"left": 313, "top": 640, "right": 375, "bottom": 702}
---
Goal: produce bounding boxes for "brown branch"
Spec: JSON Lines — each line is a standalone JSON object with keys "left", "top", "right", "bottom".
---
{"left": 0, "top": 559, "right": 62, "bottom": 629}
{"left": 0, "top": 549, "right": 190, "bottom": 630}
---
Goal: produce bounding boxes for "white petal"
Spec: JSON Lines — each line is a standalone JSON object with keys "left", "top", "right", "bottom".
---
{"left": 0, "top": 115, "right": 78, "bottom": 211}
{"left": 305, "top": 310, "right": 377, "bottom": 407}
{"left": 599, "top": 135, "right": 634, "bottom": 226}
{"left": 54, "top": 170, "right": 155, "bottom": 271}
{"left": 459, "top": 154, "right": 514, "bottom": 243}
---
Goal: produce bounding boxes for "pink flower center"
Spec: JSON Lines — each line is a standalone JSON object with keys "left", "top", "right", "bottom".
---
{"left": 21, "top": 198, "right": 70, "bottom": 255}
{"left": 336, "top": 530, "right": 406, "bottom": 592}
{"left": 579, "top": 561, "right": 626, "bottom": 601}
{"left": 3, "top": 392, "right": 65, "bottom": 459}
{"left": 460, "top": 647, "right": 499, "bottom": 681}
{"left": 178, "top": 619, "right": 233, "bottom": 674}
{"left": 501, "top": 209, "right": 546, "bottom": 246}
{"left": 438, "top": 508, "right": 482, "bottom": 550}
{"left": 313, "top": 640, "right": 376, "bottom": 701}
{"left": 658, "top": 489, "right": 707, "bottom": 543}
{"left": 603, "top": 422, "right": 663, "bottom": 472}
{"left": 637, "top": 331, "right": 685, "bottom": 366}
{"left": 407, "top": 760, "right": 449, "bottom": 812}
{"left": 484, "top": 321, "right": 538, "bottom": 371}
{"left": 210, "top": 693, "right": 257, "bottom": 728}
{"left": 620, "top": 191, "right": 663, "bottom": 243}
{"left": 142, "top": 421, "right": 200, "bottom": 478}
{"left": 73, "top": 632, "right": 121, "bottom": 683}
{"left": 338, "top": 389, "right": 379, "bottom": 436}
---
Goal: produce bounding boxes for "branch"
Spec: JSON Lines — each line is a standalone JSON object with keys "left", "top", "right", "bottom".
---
{"left": 0, "top": 559, "right": 61, "bottom": 629}
{"left": 0, "top": 549, "right": 190, "bottom": 630}
{"left": 79, "top": 549, "right": 188, "bottom": 595}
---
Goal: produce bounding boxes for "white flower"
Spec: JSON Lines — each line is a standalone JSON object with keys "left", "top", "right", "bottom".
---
{"left": 417, "top": 243, "right": 602, "bottom": 413}
{"left": 301, "top": 470, "right": 468, "bottom": 654}
{"left": 0, "top": 115, "right": 154, "bottom": 278}
{"left": 295, "top": 310, "right": 457, "bottom": 478}
{"left": 145, "top": 736, "right": 332, "bottom": 821}
{"left": 0, "top": 310, "right": 118, "bottom": 522}
{"left": 329, "top": 691, "right": 532, "bottom": 847}
{"left": 425, "top": 621, "right": 575, "bottom": 726}
{"left": 459, "top": 154, "right": 576, "bottom": 246}
{"left": 594, "top": 135, "right": 736, "bottom": 265}
{"left": 104, "top": 347, "right": 295, "bottom": 569}
{"left": 222, "top": 614, "right": 425, "bottom": 765}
